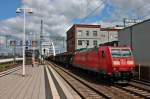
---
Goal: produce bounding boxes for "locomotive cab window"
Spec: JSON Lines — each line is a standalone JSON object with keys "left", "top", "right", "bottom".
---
{"left": 111, "top": 49, "right": 120, "bottom": 57}
{"left": 111, "top": 49, "right": 132, "bottom": 57}
{"left": 122, "top": 49, "right": 132, "bottom": 57}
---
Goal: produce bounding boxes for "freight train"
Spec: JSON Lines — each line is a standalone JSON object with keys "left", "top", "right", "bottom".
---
{"left": 47, "top": 42, "right": 137, "bottom": 82}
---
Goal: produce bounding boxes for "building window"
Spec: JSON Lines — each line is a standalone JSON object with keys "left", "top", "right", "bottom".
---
{"left": 93, "top": 40, "right": 97, "bottom": 46}
{"left": 113, "top": 34, "right": 118, "bottom": 39}
{"left": 86, "top": 31, "right": 89, "bottom": 36}
{"left": 86, "top": 40, "right": 89, "bottom": 46}
{"left": 93, "top": 31, "right": 97, "bottom": 36}
{"left": 78, "top": 40, "right": 82, "bottom": 45}
{"left": 77, "top": 30, "right": 82, "bottom": 36}
{"left": 101, "top": 34, "right": 105, "bottom": 37}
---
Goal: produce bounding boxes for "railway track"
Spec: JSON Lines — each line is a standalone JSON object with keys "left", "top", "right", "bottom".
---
{"left": 113, "top": 78, "right": 150, "bottom": 98}
{"left": 48, "top": 61, "right": 149, "bottom": 99}
{"left": 0, "top": 66, "right": 21, "bottom": 77}
{"left": 132, "top": 80, "right": 150, "bottom": 87}
{"left": 48, "top": 62, "right": 109, "bottom": 99}
{"left": 114, "top": 84, "right": 150, "bottom": 98}
{"left": 129, "top": 81, "right": 150, "bottom": 93}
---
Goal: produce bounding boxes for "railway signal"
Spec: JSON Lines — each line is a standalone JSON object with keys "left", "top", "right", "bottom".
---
{"left": 43, "top": 49, "right": 46, "bottom": 54}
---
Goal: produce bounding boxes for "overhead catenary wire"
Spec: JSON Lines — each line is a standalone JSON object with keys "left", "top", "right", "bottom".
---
{"left": 86, "top": 0, "right": 94, "bottom": 12}
{"left": 70, "top": 0, "right": 150, "bottom": 26}
{"left": 140, "top": 12, "right": 150, "bottom": 20}
{"left": 126, "top": 1, "right": 150, "bottom": 20}
{"left": 103, "top": 1, "right": 150, "bottom": 25}
{"left": 81, "top": 0, "right": 107, "bottom": 23}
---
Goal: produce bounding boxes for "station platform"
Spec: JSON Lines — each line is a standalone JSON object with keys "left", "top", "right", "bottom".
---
{"left": 0, "top": 64, "right": 80, "bottom": 99}
{"left": 0, "top": 65, "right": 45, "bottom": 99}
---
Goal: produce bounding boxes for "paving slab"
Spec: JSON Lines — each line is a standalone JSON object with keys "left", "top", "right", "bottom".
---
{"left": 0, "top": 65, "right": 46, "bottom": 99}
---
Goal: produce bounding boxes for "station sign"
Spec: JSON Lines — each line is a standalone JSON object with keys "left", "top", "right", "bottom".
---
{"left": 32, "top": 41, "right": 38, "bottom": 47}
{"left": 10, "top": 40, "right": 38, "bottom": 47}
{"left": 10, "top": 41, "right": 16, "bottom": 48}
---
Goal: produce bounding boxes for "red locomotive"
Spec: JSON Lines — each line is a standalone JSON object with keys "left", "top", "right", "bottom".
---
{"left": 72, "top": 45, "right": 136, "bottom": 81}
{"left": 47, "top": 41, "right": 137, "bottom": 82}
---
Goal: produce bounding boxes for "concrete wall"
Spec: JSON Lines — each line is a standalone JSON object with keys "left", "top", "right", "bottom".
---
{"left": 118, "top": 19, "right": 150, "bottom": 65}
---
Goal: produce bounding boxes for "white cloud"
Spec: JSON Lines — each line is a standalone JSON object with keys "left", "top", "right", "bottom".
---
{"left": 0, "top": 0, "right": 104, "bottom": 52}
{"left": 93, "top": 0, "right": 150, "bottom": 28}
{"left": 109, "top": 0, "right": 150, "bottom": 21}
{"left": 1, "top": 0, "right": 150, "bottom": 52}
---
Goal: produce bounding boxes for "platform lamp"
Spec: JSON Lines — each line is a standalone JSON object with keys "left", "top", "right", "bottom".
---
{"left": 16, "top": 8, "right": 33, "bottom": 76}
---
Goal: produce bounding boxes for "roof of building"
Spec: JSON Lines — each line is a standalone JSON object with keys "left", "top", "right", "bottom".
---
{"left": 66, "top": 24, "right": 101, "bottom": 34}
{"left": 66, "top": 24, "right": 120, "bottom": 33}
{"left": 74, "top": 24, "right": 101, "bottom": 28}
{"left": 101, "top": 28, "right": 121, "bottom": 31}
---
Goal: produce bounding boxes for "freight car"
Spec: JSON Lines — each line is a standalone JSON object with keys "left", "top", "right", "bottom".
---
{"left": 54, "top": 52, "right": 73, "bottom": 67}
{"left": 48, "top": 43, "right": 137, "bottom": 82}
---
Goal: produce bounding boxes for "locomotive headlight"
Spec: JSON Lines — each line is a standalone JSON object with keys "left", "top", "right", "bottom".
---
{"left": 130, "top": 67, "right": 133, "bottom": 70}
{"left": 113, "top": 67, "right": 119, "bottom": 71}
{"left": 127, "top": 61, "right": 134, "bottom": 65}
{"left": 113, "top": 61, "right": 120, "bottom": 65}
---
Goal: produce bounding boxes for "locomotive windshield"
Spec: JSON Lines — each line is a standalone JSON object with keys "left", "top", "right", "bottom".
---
{"left": 111, "top": 49, "right": 132, "bottom": 57}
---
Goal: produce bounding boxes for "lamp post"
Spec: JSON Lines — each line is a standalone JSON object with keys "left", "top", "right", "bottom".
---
{"left": 32, "top": 32, "right": 36, "bottom": 67}
{"left": 16, "top": 8, "right": 33, "bottom": 76}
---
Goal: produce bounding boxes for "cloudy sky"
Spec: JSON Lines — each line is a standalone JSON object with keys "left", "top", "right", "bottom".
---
{"left": 0, "top": 0, "right": 150, "bottom": 52}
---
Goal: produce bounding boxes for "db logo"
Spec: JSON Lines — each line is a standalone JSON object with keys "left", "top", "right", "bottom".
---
{"left": 120, "top": 59, "right": 126, "bottom": 64}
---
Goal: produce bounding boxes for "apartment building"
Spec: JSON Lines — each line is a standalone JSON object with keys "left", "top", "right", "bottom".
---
{"left": 66, "top": 24, "right": 119, "bottom": 53}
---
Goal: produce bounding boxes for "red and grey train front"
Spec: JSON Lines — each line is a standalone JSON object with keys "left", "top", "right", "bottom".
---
{"left": 110, "top": 47, "right": 137, "bottom": 80}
